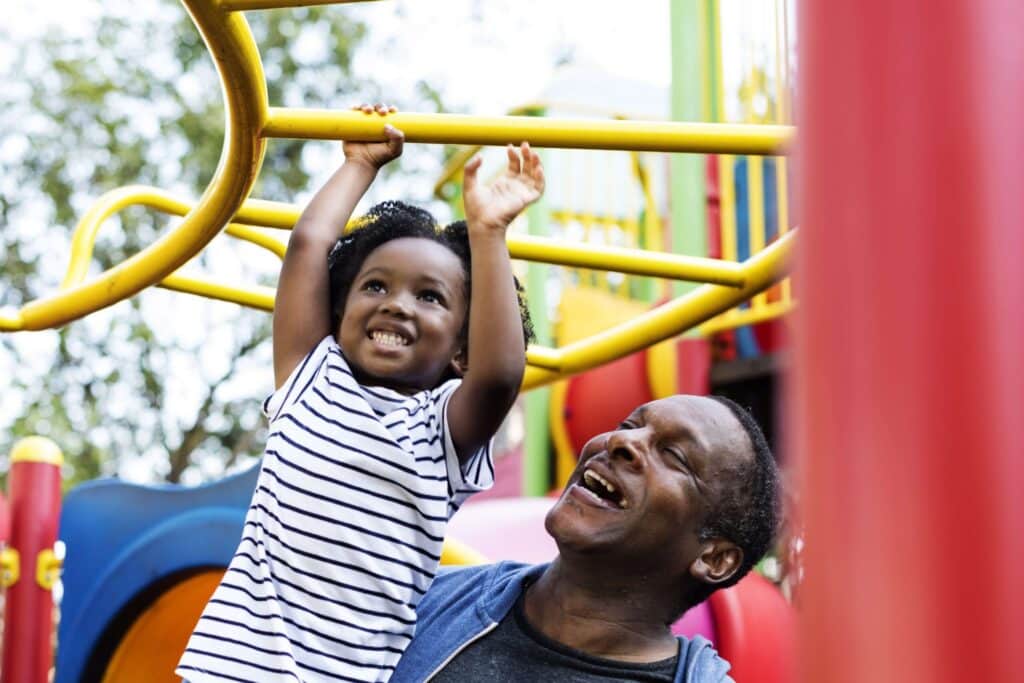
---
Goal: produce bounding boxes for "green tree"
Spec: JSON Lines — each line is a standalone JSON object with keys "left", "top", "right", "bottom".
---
{"left": 0, "top": 2, "right": 445, "bottom": 488}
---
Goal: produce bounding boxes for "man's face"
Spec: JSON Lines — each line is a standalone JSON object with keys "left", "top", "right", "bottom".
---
{"left": 545, "top": 395, "right": 749, "bottom": 575}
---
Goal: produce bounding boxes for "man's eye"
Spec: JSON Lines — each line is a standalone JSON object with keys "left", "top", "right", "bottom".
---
{"left": 664, "top": 447, "right": 690, "bottom": 471}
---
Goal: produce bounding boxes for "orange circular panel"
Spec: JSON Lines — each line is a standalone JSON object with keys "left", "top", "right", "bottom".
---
{"left": 102, "top": 570, "right": 223, "bottom": 683}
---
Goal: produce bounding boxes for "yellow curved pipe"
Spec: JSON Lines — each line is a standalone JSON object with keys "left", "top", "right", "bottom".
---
{"left": 520, "top": 230, "right": 796, "bottom": 390}
{"left": 61, "top": 186, "right": 292, "bottom": 290}
{"left": 264, "top": 109, "right": 794, "bottom": 155}
{"left": 4, "top": 2, "right": 268, "bottom": 332}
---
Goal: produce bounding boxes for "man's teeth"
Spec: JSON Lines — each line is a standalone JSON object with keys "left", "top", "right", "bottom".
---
{"left": 371, "top": 331, "right": 409, "bottom": 347}
{"left": 583, "top": 469, "right": 629, "bottom": 509}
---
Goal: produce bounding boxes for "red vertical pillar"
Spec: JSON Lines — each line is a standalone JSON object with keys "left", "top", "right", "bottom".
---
{"left": 2, "top": 437, "right": 63, "bottom": 683}
{"left": 795, "top": 2, "right": 1024, "bottom": 681}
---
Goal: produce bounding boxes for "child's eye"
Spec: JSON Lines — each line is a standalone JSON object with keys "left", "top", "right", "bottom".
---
{"left": 618, "top": 420, "right": 637, "bottom": 430}
{"left": 419, "top": 290, "right": 444, "bottom": 305}
{"left": 362, "top": 280, "right": 386, "bottom": 293}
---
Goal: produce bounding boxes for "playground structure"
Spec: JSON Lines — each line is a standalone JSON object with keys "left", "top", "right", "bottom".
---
{"left": 0, "top": 1, "right": 798, "bottom": 680}
{"left": 0, "top": 1, "right": 794, "bottom": 679}
{"left": 6, "top": 0, "right": 1021, "bottom": 682}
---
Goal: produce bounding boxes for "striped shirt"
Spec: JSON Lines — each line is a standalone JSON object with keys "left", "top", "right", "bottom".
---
{"left": 177, "top": 336, "right": 494, "bottom": 683}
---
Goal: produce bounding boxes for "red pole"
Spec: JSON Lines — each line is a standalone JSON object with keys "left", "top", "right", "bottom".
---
{"left": 795, "top": 1, "right": 1024, "bottom": 681}
{"left": 2, "top": 437, "right": 63, "bottom": 683}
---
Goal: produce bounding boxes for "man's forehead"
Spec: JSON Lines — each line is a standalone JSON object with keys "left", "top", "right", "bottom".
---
{"left": 637, "top": 395, "right": 747, "bottom": 454}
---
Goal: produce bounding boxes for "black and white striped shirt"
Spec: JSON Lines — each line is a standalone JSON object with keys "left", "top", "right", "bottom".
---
{"left": 177, "top": 336, "right": 494, "bottom": 682}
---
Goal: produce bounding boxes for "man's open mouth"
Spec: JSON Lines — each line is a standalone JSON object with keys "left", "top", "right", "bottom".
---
{"left": 577, "top": 468, "right": 629, "bottom": 509}
{"left": 369, "top": 330, "right": 411, "bottom": 347}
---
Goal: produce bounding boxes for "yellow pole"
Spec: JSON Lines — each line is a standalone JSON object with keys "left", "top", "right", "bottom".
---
{"left": 263, "top": 109, "right": 794, "bottom": 155}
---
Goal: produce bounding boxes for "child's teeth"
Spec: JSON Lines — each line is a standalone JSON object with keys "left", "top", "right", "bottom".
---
{"left": 373, "top": 331, "right": 406, "bottom": 346}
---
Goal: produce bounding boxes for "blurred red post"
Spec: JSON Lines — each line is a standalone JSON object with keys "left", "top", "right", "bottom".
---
{"left": 795, "top": 1, "right": 1024, "bottom": 681}
{"left": 2, "top": 437, "right": 63, "bottom": 683}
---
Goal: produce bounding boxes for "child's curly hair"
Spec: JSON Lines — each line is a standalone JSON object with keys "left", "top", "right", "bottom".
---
{"left": 327, "top": 200, "right": 535, "bottom": 354}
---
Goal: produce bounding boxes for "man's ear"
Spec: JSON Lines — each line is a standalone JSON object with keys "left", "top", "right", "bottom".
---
{"left": 689, "top": 539, "right": 743, "bottom": 586}
{"left": 449, "top": 348, "right": 468, "bottom": 378}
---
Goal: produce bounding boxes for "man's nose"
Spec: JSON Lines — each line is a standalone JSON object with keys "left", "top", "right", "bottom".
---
{"left": 606, "top": 429, "right": 645, "bottom": 469}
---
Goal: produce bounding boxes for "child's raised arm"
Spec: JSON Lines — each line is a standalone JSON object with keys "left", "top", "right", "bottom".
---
{"left": 447, "top": 143, "right": 545, "bottom": 461}
{"left": 273, "top": 104, "right": 404, "bottom": 388}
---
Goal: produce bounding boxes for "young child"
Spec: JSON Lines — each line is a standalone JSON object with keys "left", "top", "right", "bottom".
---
{"left": 177, "top": 103, "right": 543, "bottom": 682}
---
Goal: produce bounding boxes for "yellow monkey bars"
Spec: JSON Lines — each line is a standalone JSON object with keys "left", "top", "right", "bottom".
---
{"left": 0, "top": 0, "right": 797, "bottom": 392}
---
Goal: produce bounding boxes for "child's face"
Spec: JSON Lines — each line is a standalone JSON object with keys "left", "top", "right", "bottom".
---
{"left": 338, "top": 237, "right": 467, "bottom": 393}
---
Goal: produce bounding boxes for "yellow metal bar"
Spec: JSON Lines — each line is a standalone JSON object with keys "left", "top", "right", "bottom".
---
{"left": 619, "top": 215, "right": 639, "bottom": 296}
{"left": 698, "top": 299, "right": 795, "bottom": 336}
{"left": 5, "top": 1, "right": 268, "bottom": 331}
{"left": 719, "top": 155, "right": 737, "bottom": 261}
{"left": 159, "top": 273, "right": 276, "bottom": 311}
{"left": 747, "top": 155, "right": 767, "bottom": 309}
{"left": 508, "top": 234, "right": 745, "bottom": 286}
{"left": 217, "top": 0, "right": 382, "bottom": 9}
{"left": 264, "top": 109, "right": 794, "bottom": 155}
{"left": 549, "top": 210, "right": 626, "bottom": 227}
{"left": 632, "top": 150, "right": 667, "bottom": 300}
{"left": 773, "top": 0, "right": 793, "bottom": 304}
{"left": 434, "top": 145, "right": 480, "bottom": 200}
{"left": 60, "top": 186, "right": 293, "bottom": 290}
{"left": 520, "top": 230, "right": 795, "bottom": 390}
{"left": 224, "top": 224, "right": 287, "bottom": 259}
{"left": 439, "top": 537, "right": 487, "bottom": 566}
{"left": 525, "top": 346, "right": 562, "bottom": 371}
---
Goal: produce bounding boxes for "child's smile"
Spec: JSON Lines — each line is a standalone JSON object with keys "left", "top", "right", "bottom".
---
{"left": 338, "top": 237, "right": 467, "bottom": 394}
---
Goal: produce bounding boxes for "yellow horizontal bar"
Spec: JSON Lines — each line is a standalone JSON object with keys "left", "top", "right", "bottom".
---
{"left": 217, "top": 0, "right": 382, "bottom": 10}
{"left": 508, "top": 234, "right": 745, "bottom": 286}
{"left": 698, "top": 299, "right": 795, "bottom": 336}
{"left": 520, "top": 230, "right": 796, "bottom": 389}
{"left": 159, "top": 273, "right": 276, "bottom": 311}
{"left": 264, "top": 109, "right": 794, "bottom": 155}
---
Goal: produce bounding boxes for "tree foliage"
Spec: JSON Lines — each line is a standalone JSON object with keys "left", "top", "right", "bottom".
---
{"left": 0, "top": 2, "right": 442, "bottom": 488}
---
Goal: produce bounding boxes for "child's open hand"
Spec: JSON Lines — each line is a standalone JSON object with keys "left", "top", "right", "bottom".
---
{"left": 463, "top": 142, "right": 545, "bottom": 233}
{"left": 343, "top": 103, "right": 404, "bottom": 169}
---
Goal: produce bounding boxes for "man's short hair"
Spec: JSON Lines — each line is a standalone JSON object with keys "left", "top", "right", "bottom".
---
{"left": 692, "top": 395, "right": 781, "bottom": 603}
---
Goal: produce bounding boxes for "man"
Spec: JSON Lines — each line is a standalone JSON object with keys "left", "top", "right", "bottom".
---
{"left": 391, "top": 394, "right": 781, "bottom": 682}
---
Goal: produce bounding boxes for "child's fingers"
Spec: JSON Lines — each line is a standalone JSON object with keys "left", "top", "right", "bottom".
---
{"left": 464, "top": 156, "right": 483, "bottom": 191}
{"left": 521, "top": 143, "right": 538, "bottom": 172}
{"left": 506, "top": 144, "right": 522, "bottom": 175}
{"left": 373, "top": 102, "right": 394, "bottom": 116}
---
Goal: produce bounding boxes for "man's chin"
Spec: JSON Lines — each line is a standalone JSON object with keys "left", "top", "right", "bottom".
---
{"left": 544, "top": 492, "right": 627, "bottom": 553}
